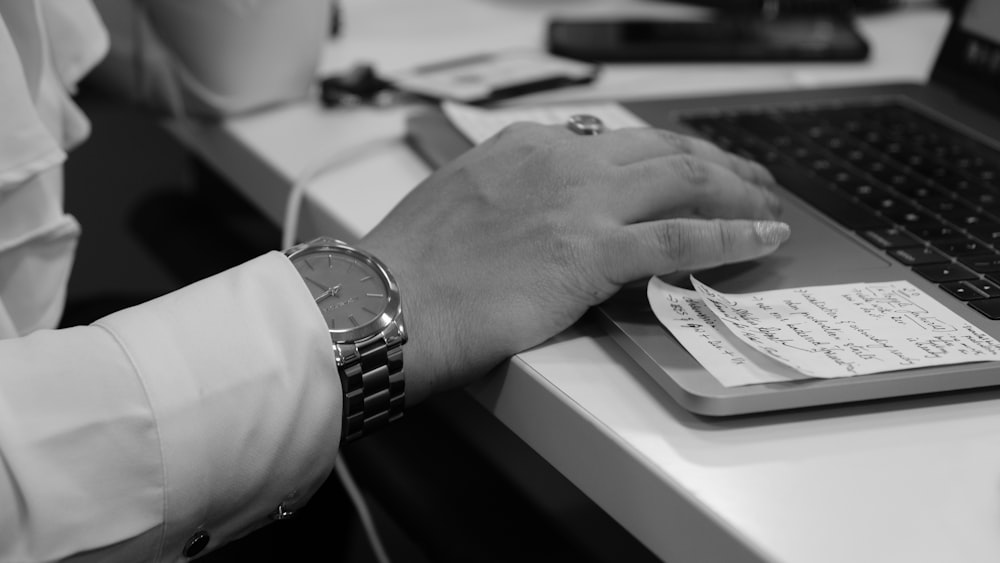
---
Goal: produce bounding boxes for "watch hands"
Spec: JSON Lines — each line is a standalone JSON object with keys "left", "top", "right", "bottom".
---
{"left": 316, "top": 284, "right": 344, "bottom": 302}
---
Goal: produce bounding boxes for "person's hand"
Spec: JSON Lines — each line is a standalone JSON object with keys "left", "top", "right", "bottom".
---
{"left": 359, "top": 122, "right": 790, "bottom": 404}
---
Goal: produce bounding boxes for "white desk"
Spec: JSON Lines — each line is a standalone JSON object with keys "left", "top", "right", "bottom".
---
{"left": 167, "top": 2, "right": 1000, "bottom": 562}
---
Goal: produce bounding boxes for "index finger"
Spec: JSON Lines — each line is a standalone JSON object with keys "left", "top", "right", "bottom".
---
{"left": 602, "top": 218, "right": 792, "bottom": 285}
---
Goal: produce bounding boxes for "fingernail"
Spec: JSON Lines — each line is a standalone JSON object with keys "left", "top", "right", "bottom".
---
{"left": 754, "top": 221, "right": 791, "bottom": 246}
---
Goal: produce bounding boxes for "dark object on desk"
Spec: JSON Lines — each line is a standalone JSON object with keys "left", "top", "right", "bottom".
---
{"left": 320, "top": 63, "right": 397, "bottom": 107}
{"left": 321, "top": 53, "right": 600, "bottom": 107}
{"left": 672, "top": 0, "right": 955, "bottom": 16}
{"left": 547, "top": 16, "right": 870, "bottom": 63}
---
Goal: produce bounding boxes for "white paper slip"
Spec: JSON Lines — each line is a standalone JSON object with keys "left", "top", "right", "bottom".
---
{"left": 647, "top": 278, "right": 808, "bottom": 387}
{"left": 648, "top": 276, "right": 1000, "bottom": 387}
{"left": 441, "top": 100, "right": 649, "bottom": 145}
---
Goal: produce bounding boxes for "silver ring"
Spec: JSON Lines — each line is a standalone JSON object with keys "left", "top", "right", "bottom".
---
{"left": 566, "top": 114, "right": 605, "bottom": 136}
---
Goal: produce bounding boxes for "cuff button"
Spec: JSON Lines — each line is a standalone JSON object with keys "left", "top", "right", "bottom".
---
{"left": 182, "top": 530, "right": 210, "bottom": 558}
{"left": 270, "top": 502, "right": 296, "bottom": 521}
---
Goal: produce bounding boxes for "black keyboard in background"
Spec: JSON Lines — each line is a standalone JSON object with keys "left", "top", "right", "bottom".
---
{"left": 681, "top": 101, "right": 1000, "bottom": 320}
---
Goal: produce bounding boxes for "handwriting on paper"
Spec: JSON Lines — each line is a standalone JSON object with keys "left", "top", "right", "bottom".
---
{"left": 647, "top": 280, "right": 807, "bottom": 387}
{"left": 648, "top": 277, "right": 1000, "bottom": 387}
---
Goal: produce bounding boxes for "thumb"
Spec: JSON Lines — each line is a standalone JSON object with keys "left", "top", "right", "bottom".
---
{"left": 607, "top": 218, "right": 791, "bottom": 283}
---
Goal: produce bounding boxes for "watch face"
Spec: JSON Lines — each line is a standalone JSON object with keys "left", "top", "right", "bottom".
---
{"left": 292, "top": 247, "right": 391, "bottom": 336}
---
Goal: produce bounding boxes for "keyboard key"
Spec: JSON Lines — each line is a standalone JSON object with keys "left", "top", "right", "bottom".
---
{"left": 906, "top": 225, "right": 963, "bottom": 241}
{"left": 846, "top": 183, "right": 893, "bottom": 206}
{"left": 936, "top": 205, "right": 987, "bottom": 227}
{"left": 976, "top": 204, "right": 1000, "bottom": 223}
{"left": 933, "top": 237, "right": 991, "bottom": 256}
{"left": 984, "top": 273, "right": 1000, "bottom": 289}
{"left": 862, "top": 228, "right": 920, "bottom": 249}
{"left": 969, "top": 298, "right": 1000, "bottom": 320}
{"left": 966, "top": 279, "right": 1000, "bottom": 298}
{"left": 934, "top": 173, "right": 975, "bottom": 196}
{"left": 940, "top": 281, "right": 988, "bottom": 301}
{"left": 893, "top": 181, "right": 940, "bottom": 200}
{"left": 863, "top": 194, "right": 906, "bottom": 212}
{"left": 880, "top": 206, "right": 939, "bottom": 228}
{"left": 913, "top": 263, "right": 977, "bottom": 283}
{"left": 966, "top": 222, "right": 1000, "bottom": 242}
{"left": 966, "top": 188, "right": 1000, "bottom": 207}
{"left": 958, "top": 254, "right": 1000, "bottom": 273}
{"left": 890, "top": 247, "right": 949, "bottom": 266}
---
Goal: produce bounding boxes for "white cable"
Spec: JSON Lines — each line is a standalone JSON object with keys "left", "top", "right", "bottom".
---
{"left": 281, "top": 137, "right": 402, "bottom": 563}
{"left": 335, "top": 453, "right": 393, "bottom": 563}
{"left": 281, "top": 137, "right": 398, "bottom": 249}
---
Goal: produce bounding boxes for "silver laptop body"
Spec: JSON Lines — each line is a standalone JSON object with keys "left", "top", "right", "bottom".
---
{"left": 596, "top": 0, "right": 1000, "bottom": 415}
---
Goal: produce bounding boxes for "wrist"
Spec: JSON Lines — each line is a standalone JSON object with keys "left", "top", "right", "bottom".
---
{"left": 356, "top": 237, "right": 501, "bottom": 406}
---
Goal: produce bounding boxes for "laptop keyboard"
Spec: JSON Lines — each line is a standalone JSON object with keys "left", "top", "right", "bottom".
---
{"left": 681, "top": 100, "right": 1000, "bottom": 319}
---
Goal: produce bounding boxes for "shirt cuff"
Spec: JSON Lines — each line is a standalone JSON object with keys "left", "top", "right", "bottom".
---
{"left": 95, "top": 251, "right": 341, "bottom": 559}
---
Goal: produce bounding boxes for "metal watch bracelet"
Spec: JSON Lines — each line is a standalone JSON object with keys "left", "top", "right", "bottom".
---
{"left": 337, "top": 325, "right": 405, "bottom": 443}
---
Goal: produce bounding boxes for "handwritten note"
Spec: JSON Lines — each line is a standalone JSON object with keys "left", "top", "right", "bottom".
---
{"left": 648, "top": 277, "right": 1000, "bottom": 386}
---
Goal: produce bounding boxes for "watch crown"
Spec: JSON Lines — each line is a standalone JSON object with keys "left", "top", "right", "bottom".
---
{"left": 384, "top": 317, "right": 407, "bottom": 347}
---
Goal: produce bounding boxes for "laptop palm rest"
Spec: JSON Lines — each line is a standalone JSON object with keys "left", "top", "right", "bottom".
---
{"left": 690, "top": 165, "right": 894, "bottom": 294}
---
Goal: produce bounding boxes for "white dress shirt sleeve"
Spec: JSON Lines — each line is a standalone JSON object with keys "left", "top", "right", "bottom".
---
{"left": 0, "top": 252, "right": 343, "bottom": 562}
{"left": 0, "top": 0, "right": 108, "bottom": 338}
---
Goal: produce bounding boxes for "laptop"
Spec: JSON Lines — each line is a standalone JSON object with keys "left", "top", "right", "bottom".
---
{"left": 406, "top": 0, "right": 1000, "bottom": 416}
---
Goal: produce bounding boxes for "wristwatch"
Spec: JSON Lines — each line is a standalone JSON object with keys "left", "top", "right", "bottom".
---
{"left": 285, "top": 236, "right": 406, "bottom": 443}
